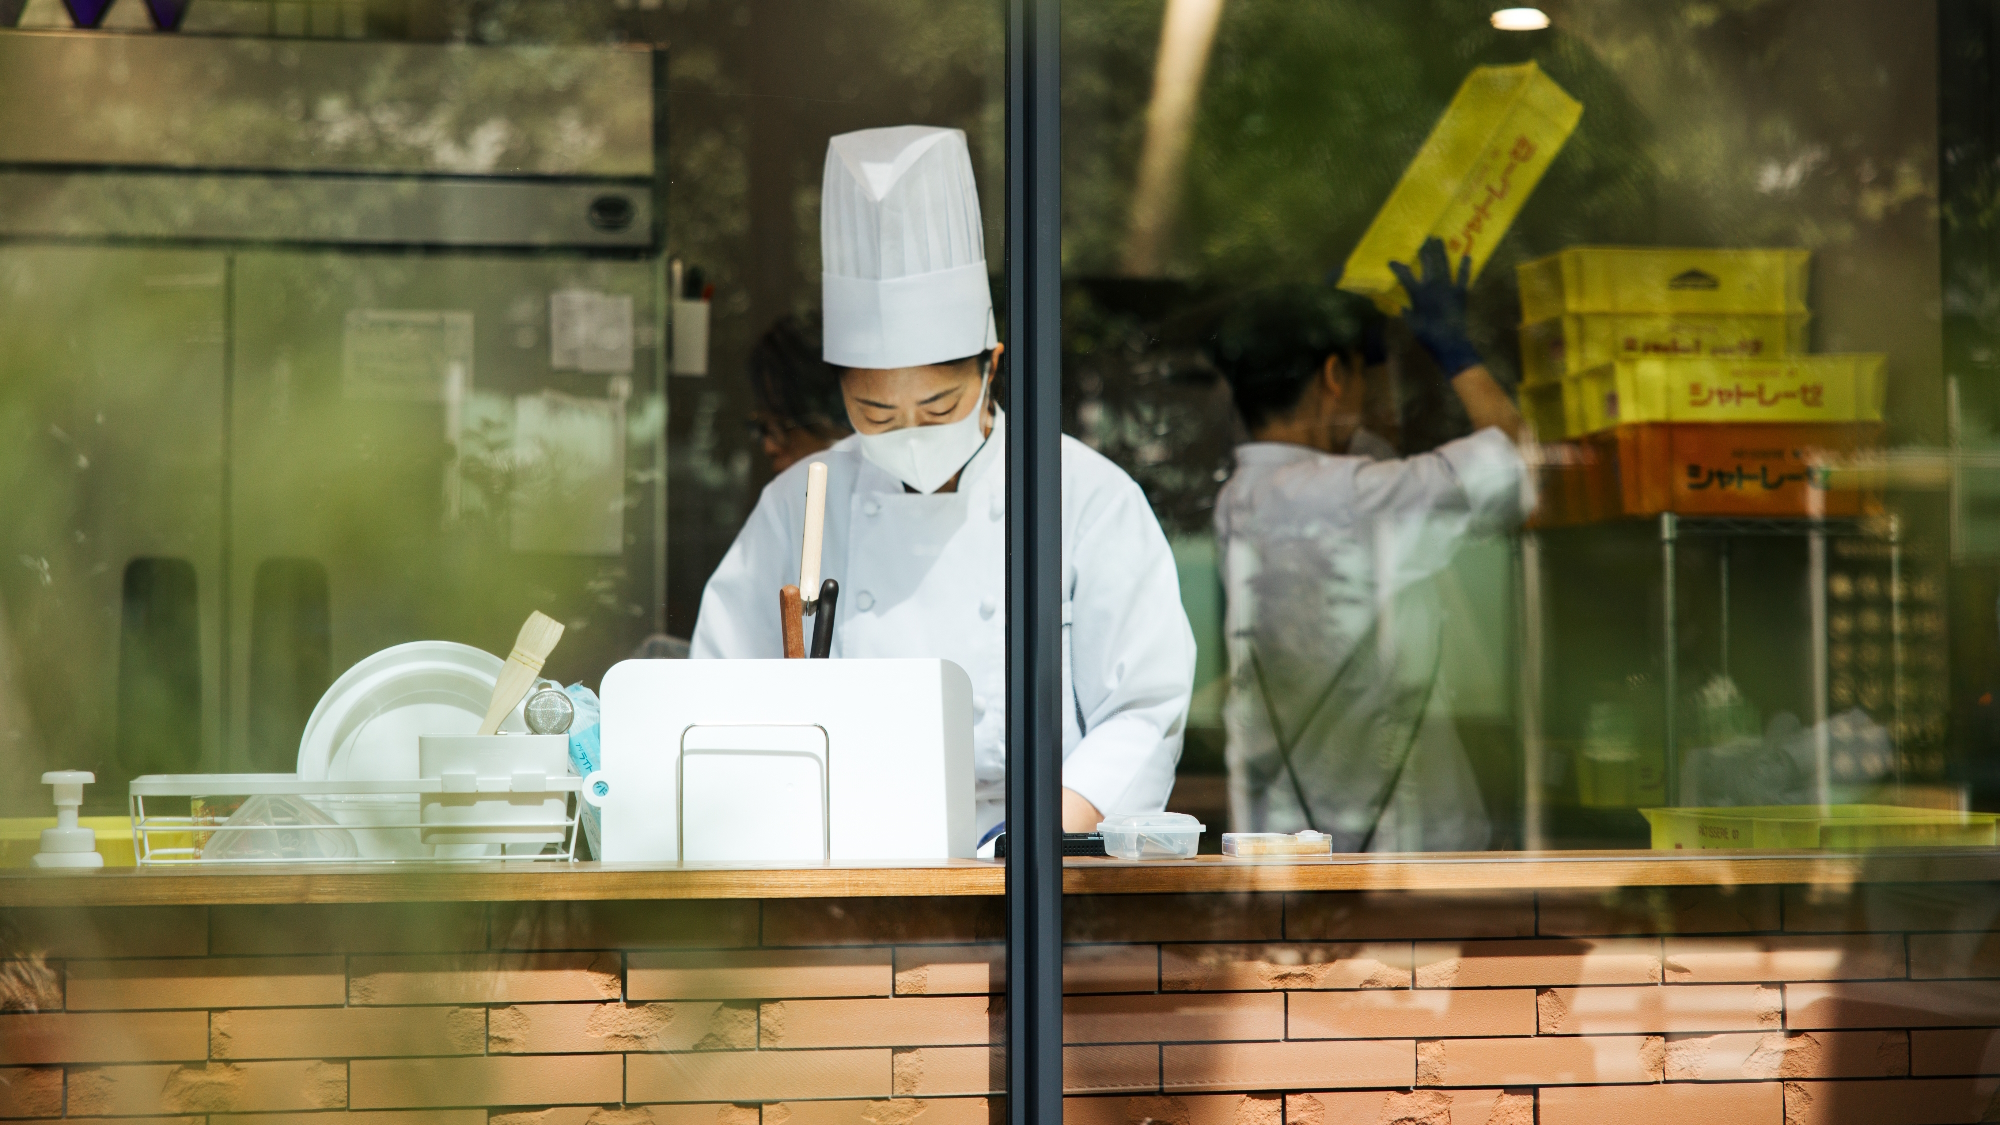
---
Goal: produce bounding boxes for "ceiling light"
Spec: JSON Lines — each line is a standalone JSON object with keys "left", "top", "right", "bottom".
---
{"left": 1491, "top": 7, "right": 1551, "bottom": 31}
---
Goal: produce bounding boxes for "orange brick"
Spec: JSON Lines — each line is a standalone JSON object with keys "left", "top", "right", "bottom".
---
{"left": 1066, "top": 1093, "right": 1281, "bottom": 1125}
{"left": 1784, "top": 1077, "right": 2000, "bottom": 1124}
{"left": 769, "top": 1098, "right": 993, "bottom": 1125}
{"left": 892, "top": 944, "right": 1160, "bottom": 995}
{"left": 0, "top": 1010, "right": 205, "bottom": 1064}
{"left": 1664, "top": 935, "right": 1905, "bottom": 982}
{"left": 1538, "top": 886, "right": 1778, "bottom": 936}
{"left": 67, "top": 1061, "right": 347, "bottom": 1115}
{"left": 762, "top": 898, "right": 1002, "bottom": 947}
{"left": 488, "top": 900, "right": 758, "bottom": 951}
{"left": 492, "top": 1108, "right": 751, "bottom": 1125}
{"left": 1065, "top": 993, "right": 1283, "bottom": 1044}
{"left": 1286, "top": 892, "right": 1535, "bottom": 941}
{"left": 1538, "top": 984, "right": 1780, "bottom": 1034}
{"left": 1665, "top": 1030, "right": 1908, "bottom": 1080}
{"left": 349, "top": 1055, "right": 620, "bottom": 1109}
{"left": 8, "top": 908, "right": 207, "bottom": 959}
{"left": 0, "top": 958, "right": 61, "bottom": 1012}
{"left": 1065, "top": 894, "right": 1281, "bottom": 944}
{"left": 210, "top": 905, "right": 489, "bottom": 956}
{"left": 1162, "top": 944, "right": 1409, "bottom": 991}
{"left": 1539, "top": 1081, "right": 1780, "bottom": 1125}
{"left": 44, "top": 1118, "right": 202, "bottom": 1125}
{"left": 1163, "top": 1039, "right": 1412, "bottom": 1092}
{"left": 66, "top": 957, "right": 345, "bottom": 1011}
{"left": 1910, "top": 932, "right": 2000, "bottom": 980}
{"left": 1064, "top": 945, "right": 1161, "bottom": 994}
{"left": 1286, "top": 1089, "right": 1533, "bottom": 1125}
{"left": 1783, "top": 883, "right": 2000, "bottom": 934}
{"left": 762, "top": 997, "right": 997, "bottom": 1049}
{"left": 1788, "top": 981, "right": 2000, "bottom": 1029}
{"left": 347, "top": 953, "right": 620, "bottom": 1006}
{"left": 627, "top": 1047, "right": 891, "bottom": 1102}
{"left": 212, "top": 1007, "right": 485, "bottom": 1060}
{"left": 489, "top": 1001, "right": 751, "bottom": 1053}
{"left": 0, "top": 1066, "right": 62, "bottom": 1117}
{"left": 1289, "top": 988, "right": 1534, "bottom": 1039}
{"left": 897, "top": 945, "right": 1003, "bottom": 996}
{"left": 630, "top": 948, "right": 892, "bottom": 1001}
{"left": 1415, "top": 938, "right": 1660, "bottom": 987}
{"left": 1064, "top": 1045, "right": 1161, "bottom": 1095}
{"left": 892, "top": 1046, "right": 1001, "bottom": 1096}
{"left": 1417, "top": 1034, "right": 1662, "bottom": 1085}
{"left": 222, "top": 1115, "right": 483, "bottom": 1125}
{"left": 1914, "top": 1029, "right": 2000, "bottom": 1076}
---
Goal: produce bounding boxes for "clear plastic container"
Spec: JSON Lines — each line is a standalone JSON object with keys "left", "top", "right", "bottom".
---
{"left": 1221, "top": 830, "right": 1334, "bottom": 857}
{"left": 1097, "top": 812, "right": 1204, "bottom": 860}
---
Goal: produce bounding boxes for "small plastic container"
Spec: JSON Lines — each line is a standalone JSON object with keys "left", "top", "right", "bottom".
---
{"left": 1096, "top": 812, "right": 1204, "bottom": 860}
{"left": 1221, "top": 831, "right": 1334, "bottom": 857}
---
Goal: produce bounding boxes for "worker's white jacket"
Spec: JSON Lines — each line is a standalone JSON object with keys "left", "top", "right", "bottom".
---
{"left": 1214, "top": 427, "right": 1526, "bottom": 852}
{"left": 692, "top": 408, "right": 1197, "bottom": 835}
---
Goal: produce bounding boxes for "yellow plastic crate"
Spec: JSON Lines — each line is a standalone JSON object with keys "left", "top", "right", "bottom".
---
{"left": 1541, "top": 354, "right": 1887, "bottom": 439}
{"left": 1518, "top": 310, "right": 1810, "bottom": 386}
{"left": 1642, "top": 805, "right": 2000, "bottom": 850}
{"left": 1518, "top": 247, "right": 1811, "bottom": 322}
{"left": 1341, "top": 62, "right": 1582, "bottom": 313}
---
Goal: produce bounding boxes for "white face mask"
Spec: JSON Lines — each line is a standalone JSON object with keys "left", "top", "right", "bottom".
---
{"left": 855, "top": 373, "right": 992, "bottom": 493}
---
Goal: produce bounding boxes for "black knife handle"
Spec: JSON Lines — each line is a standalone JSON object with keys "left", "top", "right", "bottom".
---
{"left": 809, "top": 578, "right": 839, "bottom": 658}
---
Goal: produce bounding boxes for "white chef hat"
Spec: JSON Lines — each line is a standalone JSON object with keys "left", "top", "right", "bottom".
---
{"left": 822, "top": 125, "right": 998, "bottom": 370}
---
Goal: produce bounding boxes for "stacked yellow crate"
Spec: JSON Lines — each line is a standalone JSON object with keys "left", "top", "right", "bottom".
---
{"left": 1517, "top": 247, "right": 1886, "bottom": 521}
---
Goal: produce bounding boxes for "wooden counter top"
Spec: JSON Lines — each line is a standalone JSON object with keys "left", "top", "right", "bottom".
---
{"left": 4, "top": 848, "right": 1998, "bottom": 906}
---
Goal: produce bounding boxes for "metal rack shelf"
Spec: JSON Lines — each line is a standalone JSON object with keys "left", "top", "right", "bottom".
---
{"left": 1519, "top": 512, "right": 1903, "bottom": 849}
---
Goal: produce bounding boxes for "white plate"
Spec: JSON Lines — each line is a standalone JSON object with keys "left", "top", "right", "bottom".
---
{"left": 298, "top": 641, "right": 518, "bottom": 782}
{"left": 297, "top": 641, "right": 526, "bottom": 858}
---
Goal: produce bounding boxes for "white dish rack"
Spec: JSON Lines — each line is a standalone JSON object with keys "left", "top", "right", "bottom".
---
{"left": 128, "top": 773, "right": 583, "bottom": 865}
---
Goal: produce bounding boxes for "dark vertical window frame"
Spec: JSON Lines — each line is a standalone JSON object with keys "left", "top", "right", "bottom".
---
{"left": 1004, "top": 0, "right": 1064, "bottom": 1120}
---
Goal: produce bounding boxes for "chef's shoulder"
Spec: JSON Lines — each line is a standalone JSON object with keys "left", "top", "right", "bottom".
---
{"left": 751, "top": 447, "right": 866, "bottom": 519}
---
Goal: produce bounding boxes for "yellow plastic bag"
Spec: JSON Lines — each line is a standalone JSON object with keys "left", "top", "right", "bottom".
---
{"left": 1340, "top": 62, "right": 1583, "bottom": 312}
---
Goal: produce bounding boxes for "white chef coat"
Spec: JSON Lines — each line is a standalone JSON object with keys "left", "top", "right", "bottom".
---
{"left": 1213, "top": 427, "right": 1525, "bottom": 852}
{"left": 692, "top": 408, "right": 1197, "bottom": 835}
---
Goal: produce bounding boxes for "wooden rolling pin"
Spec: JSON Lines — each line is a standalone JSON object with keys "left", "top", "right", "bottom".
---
{"left": 780, "top": 584, "right": 806, "bottom": 659}
{"left": 799, "top": 460, "right": 829, "bottom": 613}
{"left": 477, "top": 611, "right": 565, "bottom": 735}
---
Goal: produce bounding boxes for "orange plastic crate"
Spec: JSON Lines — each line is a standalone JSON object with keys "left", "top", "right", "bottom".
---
{"left": 1590, "top": 422, "right": 1882, "bottom": 518}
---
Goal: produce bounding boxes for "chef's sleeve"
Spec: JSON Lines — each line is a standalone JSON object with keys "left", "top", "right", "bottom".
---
{"left": 1060, "top": 474, "right": 1198, "bottom": 818}
{"left": 689, "top": 485, "right": 796, "bottom": 659}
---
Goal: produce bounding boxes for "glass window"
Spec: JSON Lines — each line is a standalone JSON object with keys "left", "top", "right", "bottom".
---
{"left": 0, "top": 2, "right": 1009, "bottom": 1118}
{"left": 1063, "top": 0, "right": 1993, "bottom": 854}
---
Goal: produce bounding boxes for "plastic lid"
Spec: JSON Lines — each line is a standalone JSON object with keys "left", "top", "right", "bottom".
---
{"left": 1098, "top": 812, "right": 1206, "bottom": 832}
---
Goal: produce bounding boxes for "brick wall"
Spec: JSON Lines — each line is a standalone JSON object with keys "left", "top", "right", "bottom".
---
{"left": 2, "top": 882, "right": 1998, "bottom": 1124}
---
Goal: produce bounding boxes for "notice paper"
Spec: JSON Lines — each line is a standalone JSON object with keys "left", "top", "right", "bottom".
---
{"left": 550, "top": 289, "right": 635, "bottom": 374}
{"left": 342, "top": 309, "right": 474, "bottom": 400}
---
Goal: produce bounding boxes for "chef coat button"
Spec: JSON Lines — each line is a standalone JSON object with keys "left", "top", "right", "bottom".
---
{"left": 979, "top": 596, "right": 997, "bottom": 619}
{"left": 973, "top": 694, "right": 986, "bottom": 716}
{"left": 863, "top": 500, "right": 881, "bottom": 517}
{"left": 989, "top": 496, "right": 1004, "bottom": 521}
{"left": 854, "top": 590, "right": 875, "bottom": 612}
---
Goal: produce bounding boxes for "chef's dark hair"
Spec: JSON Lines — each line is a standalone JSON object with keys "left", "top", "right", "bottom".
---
{"left": 749, "top": 313, "right": 851, "bottom": 439}
{"left": 1202, "top": 285, "right": 1383, "bottom": 433}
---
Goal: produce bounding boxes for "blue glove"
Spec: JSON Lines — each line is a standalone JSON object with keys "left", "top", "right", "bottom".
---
{"left": 1388, "top": 237, "right": 1484, "bottom": 379}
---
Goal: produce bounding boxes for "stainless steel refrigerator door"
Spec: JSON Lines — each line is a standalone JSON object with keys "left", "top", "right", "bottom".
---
{"left": 0, "top": 246, "right": 228, "bottom": 810}
{"left": 228, "top": 250, "right": 660, "bottom": 771}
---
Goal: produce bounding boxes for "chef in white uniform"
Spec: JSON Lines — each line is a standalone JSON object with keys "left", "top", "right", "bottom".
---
{"left": 1209, "top": 241, "right": 1531, "bottom": 852}
{"left": 691, "top": 125, "right": 1196, "bottom": 840}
